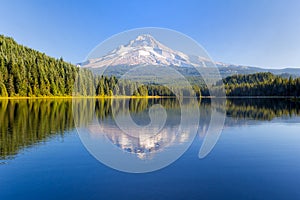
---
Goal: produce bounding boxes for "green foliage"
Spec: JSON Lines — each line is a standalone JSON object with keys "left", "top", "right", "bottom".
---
{"left": 1, "top": 35, "right": 300, "bottom": 97}
{"left": 0, "top": 35, "right": 78, "bottom": 97}
{"left": 0, "top": 35, "right": 154, "bottom": 97}
{"left": 219, "top": 72, "right": 300, "bottom": 96}
{"left": 0, "top": 82, "right": 8, "bottom": 96}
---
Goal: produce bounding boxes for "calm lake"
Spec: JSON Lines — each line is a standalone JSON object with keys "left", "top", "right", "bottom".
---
{"left": 1, "top": 98, "right": 300, "bottom": 199}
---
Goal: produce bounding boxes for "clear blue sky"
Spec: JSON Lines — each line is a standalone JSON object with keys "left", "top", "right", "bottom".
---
{"left": 1, "top": 0, "right": 300, "bottom": 68}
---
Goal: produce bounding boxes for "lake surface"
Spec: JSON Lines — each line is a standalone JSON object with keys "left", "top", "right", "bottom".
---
{"left": 1, "top": 98, "right": 300, "bottom": 199}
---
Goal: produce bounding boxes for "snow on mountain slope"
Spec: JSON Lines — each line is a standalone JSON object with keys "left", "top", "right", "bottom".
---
{"left": 81, "top": 34, "right": 210, "bottom": 68}
{"left": 80, "top": 34, "right": 300, "bottom": 77}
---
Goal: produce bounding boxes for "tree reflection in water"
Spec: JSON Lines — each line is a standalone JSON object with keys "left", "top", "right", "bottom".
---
{"left": 1, "top": 98, "right": 299, "bottom": 159}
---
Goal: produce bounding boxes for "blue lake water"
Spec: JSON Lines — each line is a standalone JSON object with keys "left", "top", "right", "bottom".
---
{"left": 1, "top": 98, "right": 300, "bottom": 199}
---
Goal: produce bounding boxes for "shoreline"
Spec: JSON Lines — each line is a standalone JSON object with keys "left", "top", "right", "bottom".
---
{"left": 0, "top": 96, "right": 167, "bottom": 100}
{"left": 0, "top": 96, "right": 299, "bottom": 100}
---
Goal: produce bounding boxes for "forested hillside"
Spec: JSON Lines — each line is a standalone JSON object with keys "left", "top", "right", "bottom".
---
{"left": 0, "top": 35, "right": 83, "bottom": 96}
{"left": 1, "top": 35, "right": 300, "bottom": 97}
{"left": 219, "top": 72, "right": 300, "bottom": 96}
{"left": 0, "top": 35, "right": 154, "bottom": 97}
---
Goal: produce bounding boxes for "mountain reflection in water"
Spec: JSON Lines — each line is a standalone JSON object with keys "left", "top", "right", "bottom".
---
{"left": 1, "top": 98, "right": 300, "bottom": 160}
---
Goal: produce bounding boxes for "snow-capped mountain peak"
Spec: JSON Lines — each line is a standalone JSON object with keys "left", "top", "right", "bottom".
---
{"left": 79, "top": 34, "right": 300, "bottom": 77}
{"left": 82, "top": 34, "right": 207, "bottom": 68}
{"left": 129, "top": 34, "right": 158, "bottom": 47}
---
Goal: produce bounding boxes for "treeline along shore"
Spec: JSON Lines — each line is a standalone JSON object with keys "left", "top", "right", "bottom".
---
{"left": 1, "top": 35, "right": 300, "bottom": 98}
